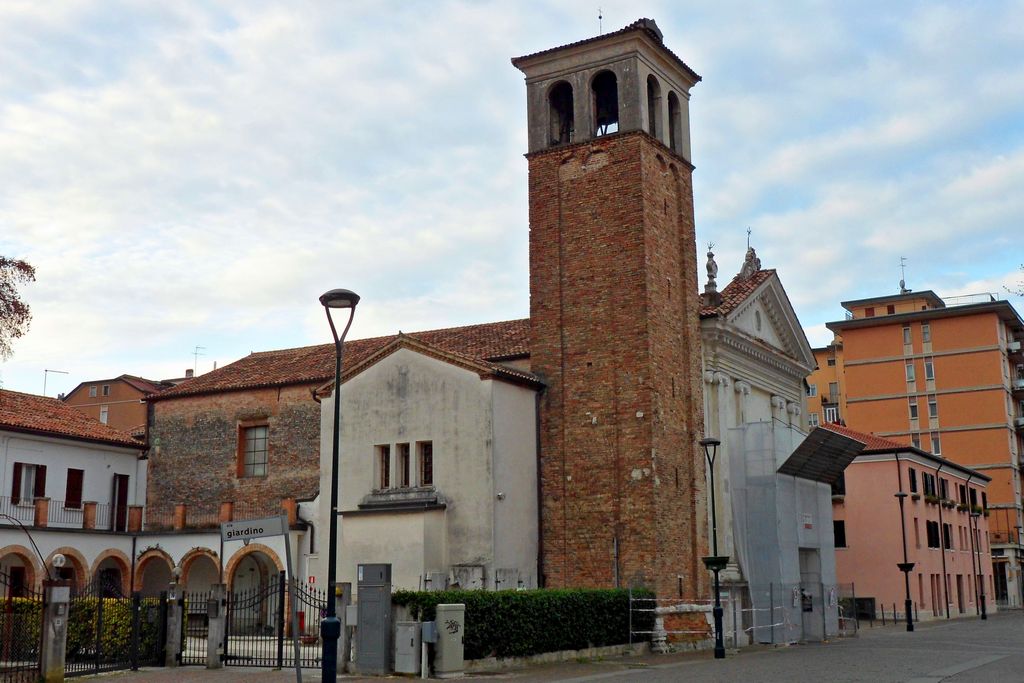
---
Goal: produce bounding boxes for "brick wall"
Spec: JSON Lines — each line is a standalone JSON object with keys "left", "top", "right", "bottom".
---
{"left": 528, "top": 130, "right": 706, "bottom": 598}
{"left": 147, "top": 384, "right": 321, "bottom": 518}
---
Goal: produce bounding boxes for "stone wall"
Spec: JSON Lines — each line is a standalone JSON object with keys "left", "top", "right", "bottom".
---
{"left": 147, "top": 384, "right": 321, "bottom": 518}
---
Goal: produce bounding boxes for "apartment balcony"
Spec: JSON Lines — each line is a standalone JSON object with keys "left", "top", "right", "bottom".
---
{"left": 0, "top": 496, "right": 297, "bottom": 534}
{"left": 0, "top": 495, "right": 128, "bottom": 532}
{"left": 1012, "top": 377, "right": 1024, "bottom": 393}
{"left": 1015, "top": 416, "right": 1024, "bottom": 430}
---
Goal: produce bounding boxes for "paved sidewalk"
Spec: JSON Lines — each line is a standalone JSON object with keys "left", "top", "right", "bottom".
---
{"left": 81, "top": 611, "right": 1024, "bottom": 682}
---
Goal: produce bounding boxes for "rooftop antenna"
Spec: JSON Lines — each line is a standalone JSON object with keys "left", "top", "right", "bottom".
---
{"left": 598, "top": 7, "right": 603, "bottom": 34}
{"left": 899, "top": 256, "right": 909, "bottom": 294}
{"left": 43, "top": 369, "right": 69, "bottom": 397}
{"left": 746, "top": 227, "right": 752, "bottom": 249}
{"left": 192, "top": 346, "right": 206, "bottom": 375}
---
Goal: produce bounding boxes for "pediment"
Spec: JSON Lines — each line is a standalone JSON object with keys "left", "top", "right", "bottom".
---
{"left": 721, "top": 274, "right": 815, "bottom": 371}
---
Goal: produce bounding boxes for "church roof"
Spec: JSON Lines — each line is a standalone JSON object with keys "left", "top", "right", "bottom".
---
{"left": 511, "top": 18, "right": 701, "bottom": 83}
{"left": 700, "top": 268, "right": 776, "bottom": 317}
{"left": 148, "top": 319, "right": 530, "bottom": 401}
{"left": 0, "top": 389, "right": 142, "bottom": 448}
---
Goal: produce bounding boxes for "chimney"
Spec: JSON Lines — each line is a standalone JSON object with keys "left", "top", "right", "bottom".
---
{"left": 185, "top": 369, "right": 194, "bottom": 378}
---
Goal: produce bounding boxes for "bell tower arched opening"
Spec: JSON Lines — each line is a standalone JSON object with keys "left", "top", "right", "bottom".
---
{"left": 592, "top": 70, "right": 619, "bottom": 136}
{"left": 548, "top": 81, "right": 574, "bottom": 147}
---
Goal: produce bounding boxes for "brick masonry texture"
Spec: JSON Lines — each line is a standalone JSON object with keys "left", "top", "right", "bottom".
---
{"left": 147, "top": 384, "right": 321, "bottom": 518}
{"left": 529, "top": 130, "right": 708, "bottom": 599}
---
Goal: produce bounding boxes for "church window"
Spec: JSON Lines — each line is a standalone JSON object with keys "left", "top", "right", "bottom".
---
{"left": 398, "top": 443, "right": 411, "bottom": 487}
{"left": 592, "top": 70, "right": 618, "bottom": 136}
{"left": 377, "top": 444, "right": 391, "bottom": 489}
{"left": 754, "top": 310, "right": 762, "bottom": 332}
{"left": 418, "top": 441, "right": 433, "bottom": 486}
{"left": 646, "top": 75, "right": 661, "bottom": 138}
{"left": 548, "top": 81, "right": 574, "bottom": 146}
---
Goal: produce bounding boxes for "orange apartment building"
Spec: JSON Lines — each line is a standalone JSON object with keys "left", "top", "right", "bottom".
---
{"left": 808, "top": 288, "right": 1024, "bottom": 608}
{"left": 63, "top": 373, "right": 189, "bottom": 433}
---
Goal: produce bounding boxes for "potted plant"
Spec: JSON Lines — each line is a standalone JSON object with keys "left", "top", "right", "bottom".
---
{"left": 911, "top": 492, "right": 921, "bottom": 501}
{"left": 925, "top": 494, "right": 939, "bottom": 505}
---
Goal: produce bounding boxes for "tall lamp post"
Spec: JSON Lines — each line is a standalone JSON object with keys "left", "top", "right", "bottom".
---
{"left": 700, "top": 437, "right": 727, "bottom": 660}
{"left": 319, "top": 288, "right": 360, "bottom": 683}
{"left": 970, "top": 511, "right": 987, "bottom": 620}
{"left": 894, "top": 492, "right": 915, "bottom": 632}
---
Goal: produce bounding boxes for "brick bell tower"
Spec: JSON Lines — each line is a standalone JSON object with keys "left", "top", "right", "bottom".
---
{"left": 513, "top": 19, "right": 706, "bottom": 597}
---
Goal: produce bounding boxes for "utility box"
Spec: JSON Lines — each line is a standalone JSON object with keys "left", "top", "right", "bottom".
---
{"left": 356, "top": 564, "right": 392, "bottom": 675}
{"left": 434, "top": 603, "right": 465, "bottom": 679}
{"left": 395, "top": 621, "right": 421, "bottom": 674}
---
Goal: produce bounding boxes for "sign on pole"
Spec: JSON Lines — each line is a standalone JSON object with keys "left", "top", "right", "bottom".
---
{"left": 220, "top": 515, "right": 287, "bottom": 543}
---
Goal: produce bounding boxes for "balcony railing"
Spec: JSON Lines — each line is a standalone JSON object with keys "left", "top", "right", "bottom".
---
{"left": 0, "top": 495, "right": 121, "bottom": 531}
{"left": 0, "top": 495, "right": 300, "bottom": 534}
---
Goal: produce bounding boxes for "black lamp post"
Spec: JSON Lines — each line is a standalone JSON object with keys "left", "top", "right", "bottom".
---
{"left": 894, "top": 492, "right": 915, "bottom": 632}
{"left": 970, "top": 511, "right": 987, "bottom": 620}
{"left": 700, "top": 437, "right": 727, "bottom": 660}
{"left": 319, "top": 288, "right": 360, "bottom": 683}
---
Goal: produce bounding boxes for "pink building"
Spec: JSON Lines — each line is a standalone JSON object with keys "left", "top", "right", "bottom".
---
{"left": 825, "top": 423, "right": 996, "bottom": 621}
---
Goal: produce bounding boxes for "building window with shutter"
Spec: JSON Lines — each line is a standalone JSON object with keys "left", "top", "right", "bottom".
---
{"left": 65, "top": 469, "right": 84, "bottom": 509}
{"left": 10, "top": 462, "right": 46, "bottom": 505}
{"left": 99, "top": 405, "right": 109, "bottom": 424}
{"left": 908, "top": 468, "right": 918, "bottom": 493}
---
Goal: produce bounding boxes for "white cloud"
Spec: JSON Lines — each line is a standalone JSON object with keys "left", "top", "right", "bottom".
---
{"left": 2, "top": 1, "right": 1023, "bottom": 394}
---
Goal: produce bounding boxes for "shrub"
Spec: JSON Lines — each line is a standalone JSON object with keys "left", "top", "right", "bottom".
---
{"left": 66, "top": 596, "right": 163, "bottom": 663}
{"left": 391, "top": 588, "right": 653, "bottom": 660}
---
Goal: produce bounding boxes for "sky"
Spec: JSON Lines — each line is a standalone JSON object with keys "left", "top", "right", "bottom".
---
{"left": 2, "top": 0, "right": 1023, "bottom": 397}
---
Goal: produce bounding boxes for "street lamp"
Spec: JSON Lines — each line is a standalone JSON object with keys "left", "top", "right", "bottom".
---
{"left": 894, "top": 492, "right": 915, "bottom": 632}
{"left": 319, "top": 288, "right": 360, "bottom": 683}
{"left": 700, "top": 437, "right": 727, "bottom": 660}
{"left": 970, "top": 511, "right": 987, "bottom": 620}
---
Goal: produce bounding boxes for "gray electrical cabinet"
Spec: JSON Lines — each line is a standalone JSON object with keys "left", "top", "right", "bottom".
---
{"left": 395, "top": 621, "right": 421, "bottom": 674}
{"left": 434, "top": 603, "right": 465, "bottom": 679}
{"left": 356, "top": 563, "right": 392, "bottom": 675}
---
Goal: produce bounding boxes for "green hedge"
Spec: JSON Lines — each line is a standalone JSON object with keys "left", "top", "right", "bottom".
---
{"left": 392, "top": 588, "right": 653, "bottom": 660}
{"left": 0, "top": 598, "right": 42, "bottom": 657}
{"left": 66, "top": 597, "right": 163, "bottom": 663}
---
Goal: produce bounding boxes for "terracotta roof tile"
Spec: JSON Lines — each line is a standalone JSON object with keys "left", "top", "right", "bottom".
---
{"left": 700, "top": 269, "right": 776, "bottom": 317}
{"left": 819, "top": 422, "right": 907, "bottom": 452}
{"left": 0, "top": 389, "right": 142, "bottom": 448}
{"left": 150, "top": 319, "right": 531, "bottom": 401}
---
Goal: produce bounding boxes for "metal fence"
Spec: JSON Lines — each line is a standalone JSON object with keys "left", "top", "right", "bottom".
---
{"left": 629, "top": 583, "right": 858, "bottom": 648}
{"left": 64, "top": 577, "right": 166, "bottom": 677}
{"left": 0, "top": 570, "right": 42, "bottom": 683}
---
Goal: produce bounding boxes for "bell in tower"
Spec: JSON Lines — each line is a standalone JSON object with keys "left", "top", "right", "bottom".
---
{"left": 512, "top": 18, "right": 700, "bottom": 159}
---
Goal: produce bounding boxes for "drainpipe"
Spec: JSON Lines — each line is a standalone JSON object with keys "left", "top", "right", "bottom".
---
{"left": 534, "top": 389, "right": 545, "bottom": 588}
{"left": 934, "top": 463, "right": 949, "bottom": 618}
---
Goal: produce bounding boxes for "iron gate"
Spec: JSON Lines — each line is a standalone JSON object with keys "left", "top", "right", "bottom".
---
{"left": 65, "top": 577, "right": 166, "bottom": 677}
{"left": 223, "top": 572, "right": 327, "bottom": 669}
{"left": 0, "top": 570, "right": 42, "bottom": 683}
{"left": 180, "top": 589, "right": 212, "bottom": 666}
